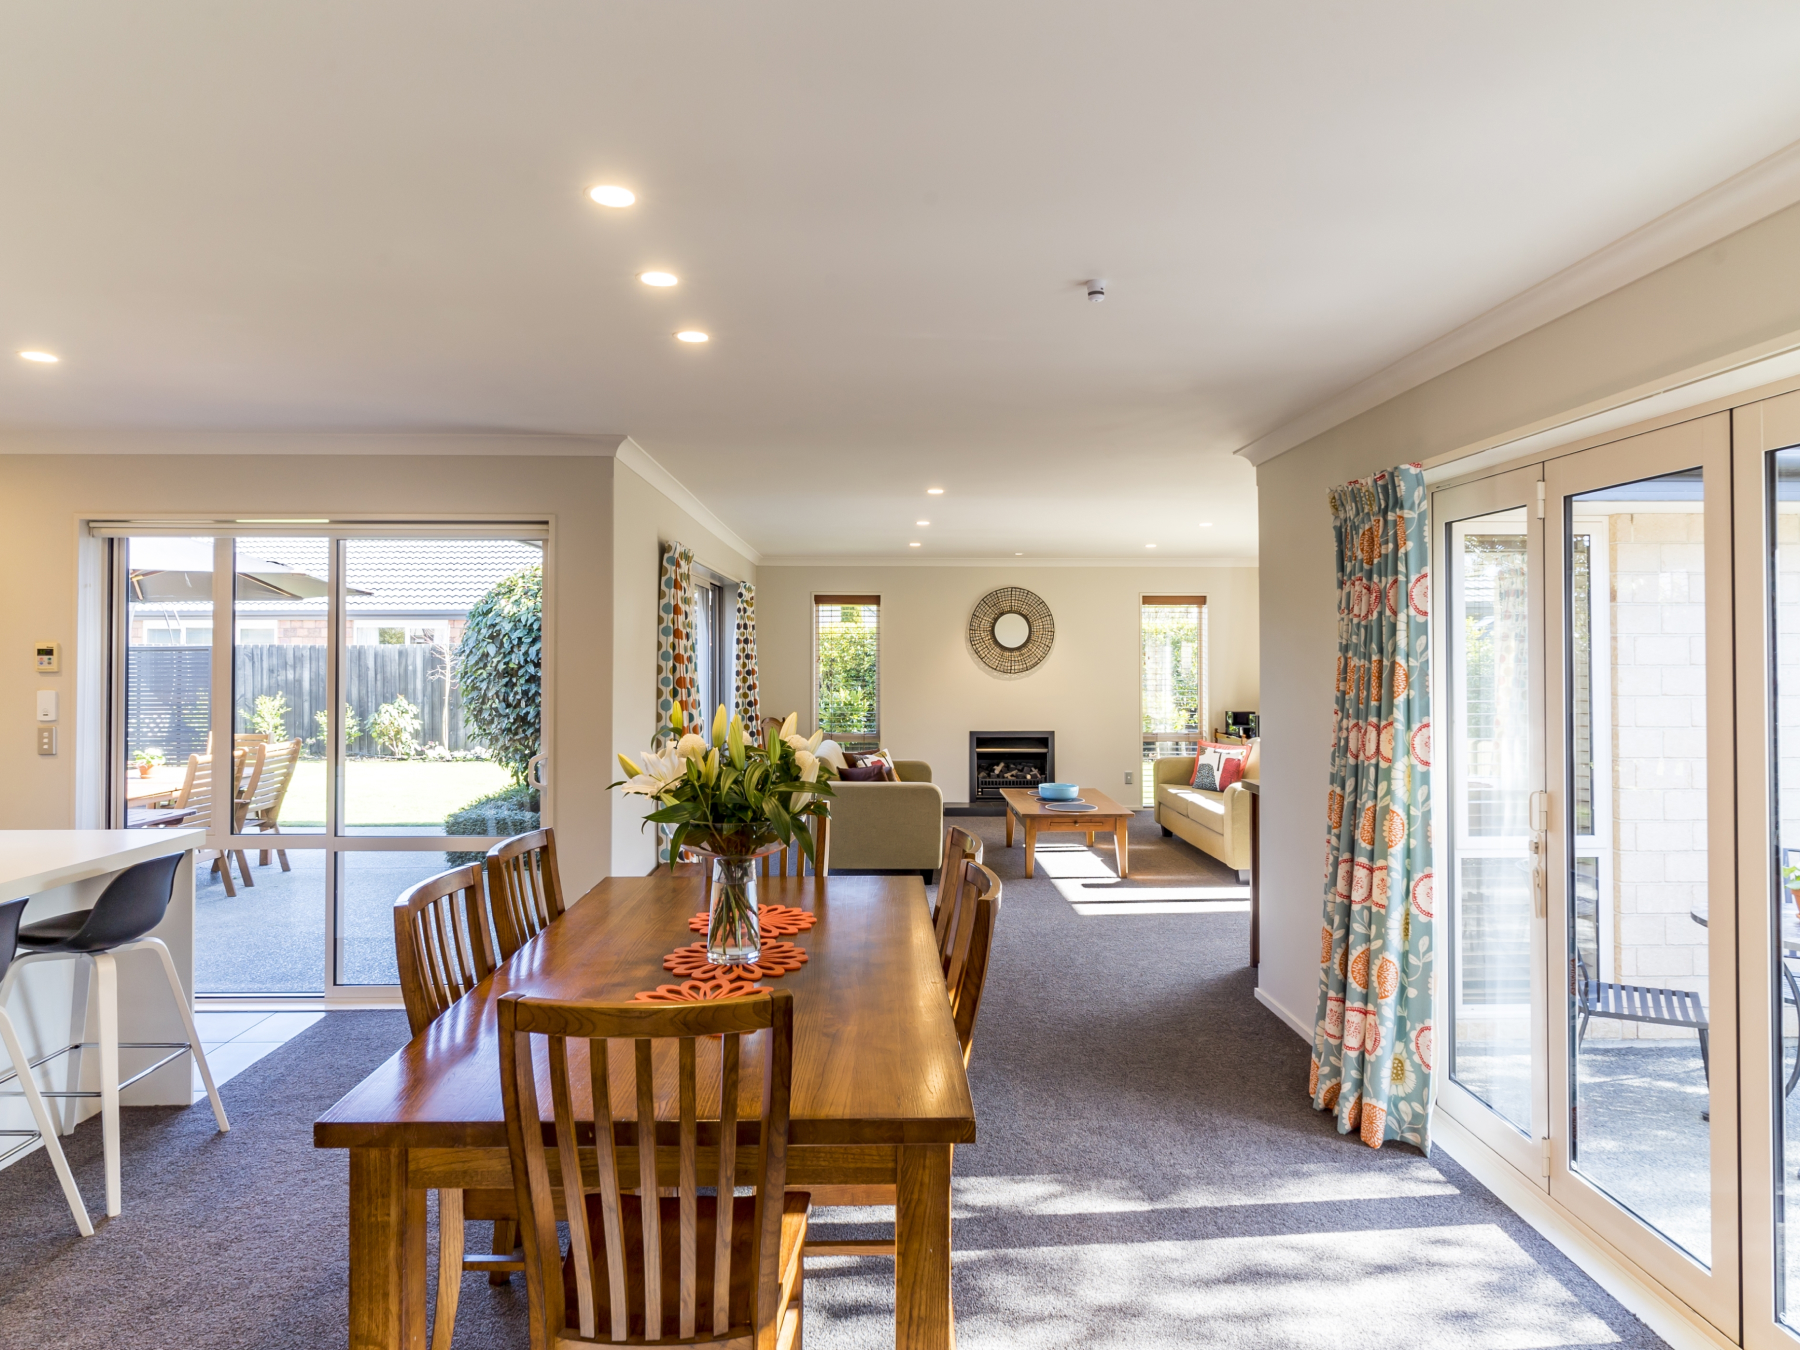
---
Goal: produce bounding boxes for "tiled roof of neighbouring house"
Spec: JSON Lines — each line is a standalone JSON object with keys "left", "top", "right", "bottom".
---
{"left": 232, "top": 537, "right": 541, "bottom": 614}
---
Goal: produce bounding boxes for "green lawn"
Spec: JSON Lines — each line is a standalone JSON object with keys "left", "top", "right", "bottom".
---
{"left": 279, "top": 759, "right": 514, "bottom": 827}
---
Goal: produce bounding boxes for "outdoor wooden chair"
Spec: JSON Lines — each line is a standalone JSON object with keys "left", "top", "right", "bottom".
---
{"left": 237, "top": 737, "right": 301, "bottom": 872}
{"left": 805, "top": 862, "right": 999, "bottom": 1260}
{"left": 498, "top": 988, "right": 808, "bottom": 1349}
{"left": 393, "top": 864, "right": 519, "bottom": 1349}
{"left": 143, "top": 750, "right": 248, "bottom": 894}
{"left": 486, "top": 828, "right": 565, "bottom": 961}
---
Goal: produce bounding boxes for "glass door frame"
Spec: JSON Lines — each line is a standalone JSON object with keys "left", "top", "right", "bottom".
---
{"left": 1432, "top": 464, "right": 1550, "bottom": 1189}
{"left": 1543, "top": 412, "right": 1740, "bottom": 1337}
{"left": 103, "top": 520, "right": 553, "bottom": 1003}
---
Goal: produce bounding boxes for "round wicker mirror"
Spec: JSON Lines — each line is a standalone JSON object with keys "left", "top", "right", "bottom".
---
{"left": 969, "top": 587, "right": 1054, "bottom": 673}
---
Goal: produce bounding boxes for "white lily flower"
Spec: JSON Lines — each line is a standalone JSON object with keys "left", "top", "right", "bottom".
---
{"left": 779, "top": 712, "right": 798, "bottom": 740}
{"left": 793, "top": 749, "right": 817, "bottom": 776}
{"left": 620, "top": 748, "right": 684, "bottom": 798}
{"left": 784, "top": 733, "right": 810, "bottom": 754}
{"left": 806, "top": 729, "right": 825, "bottom": 752}
{"left": 711, "top": 704, "right": 729, "bottom": 748}
{"left": 676, "top": 733, "right": 708, "bottom": 761}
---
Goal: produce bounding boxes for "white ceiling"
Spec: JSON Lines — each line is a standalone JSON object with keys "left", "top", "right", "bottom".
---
{"left": 5, "top": 3, "right": 1800, "bottom": 562}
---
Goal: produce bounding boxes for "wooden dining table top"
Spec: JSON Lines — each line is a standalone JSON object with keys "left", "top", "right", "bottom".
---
{"left": 314, "top": 870, "right": 977, "bottom": 1152}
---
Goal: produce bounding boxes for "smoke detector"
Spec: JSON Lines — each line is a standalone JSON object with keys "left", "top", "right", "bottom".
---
{"left": 1086, "top": 279, "right": 1106, "bottom": 303}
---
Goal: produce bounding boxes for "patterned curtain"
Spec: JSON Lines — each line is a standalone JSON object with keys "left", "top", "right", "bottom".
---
{"left": 1309, "top": 463, "right": 1433, "bottom": 1150}
{"left": 655, "top": 542, "right": 698, "bottom": 864}
{"left": 734, "top": 582, "right": 761, "bottom": 727}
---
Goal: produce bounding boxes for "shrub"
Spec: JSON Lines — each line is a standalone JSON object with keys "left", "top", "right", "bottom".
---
{"left": 370, "top": 694, "right": 422, "bottom": 757}
{"left": 455, "top": 565, "right": 542, "bottom": 782}
{"left": 312, "top": 703, "right": 363, "bottom": 755}
{"left": 444, "top": 784, "right": 540, "bottom": 864}
{"left": 249, "top": 692, "right": 290, "bottom": 741}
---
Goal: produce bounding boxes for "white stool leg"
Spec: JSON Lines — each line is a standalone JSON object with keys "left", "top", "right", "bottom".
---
{"left": 0, "top": 1006, "right": 92, "bottom": 1236}
{"left": 92, "top": 951, "right": 121, "bottom": 1217}
{"left": 134, "top": 936, "right": 229, "bottom": 1132}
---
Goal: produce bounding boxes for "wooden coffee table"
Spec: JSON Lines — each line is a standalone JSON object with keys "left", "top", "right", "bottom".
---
{"left": 1000, "top": 786, "right": 1134, "bottom": 878}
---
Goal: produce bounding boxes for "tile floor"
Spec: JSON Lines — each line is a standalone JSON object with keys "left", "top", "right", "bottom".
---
{"left": 190, "top": 1009, "right": 324, "bottom": 1102}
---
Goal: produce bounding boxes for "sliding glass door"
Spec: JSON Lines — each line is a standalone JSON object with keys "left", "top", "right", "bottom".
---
{"left": 1433, "top": 416, "right": 1740, "bottom": 1338}
{"left": 111, "top": 527, "right": 546, "bottom": 998}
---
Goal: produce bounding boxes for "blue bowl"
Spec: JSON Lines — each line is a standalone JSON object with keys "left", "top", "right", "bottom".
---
{"left": 1037, "top": 782, "right": 1079, "bottom": 801}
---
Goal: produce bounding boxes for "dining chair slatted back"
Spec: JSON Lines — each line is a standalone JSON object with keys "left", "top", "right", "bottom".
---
{"left": 394, "top": 865, "right": 497, "bottom": 1039}
{"left": 934, "top": 845, "right": 985, "bottom": 978}
{"left": 498, "top": 990, "right": 807, "bottom": 1349}
{"left": 487, "top": 829, "right": 565, "bottom": 961}
{"left": 933, "top": 826, "right": 983, "bottom": 939}
{"left": 946, "top": 863, "right": 1001, "bottom": 1066}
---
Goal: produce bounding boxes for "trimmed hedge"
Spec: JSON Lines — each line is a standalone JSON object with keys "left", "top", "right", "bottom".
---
{"left": 444, "top": 784, "right": 540, "bottom": 865}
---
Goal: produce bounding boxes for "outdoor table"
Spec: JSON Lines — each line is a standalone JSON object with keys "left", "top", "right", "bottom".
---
{"left": 314, "top": 869, "right": 974, "bottom": 1350}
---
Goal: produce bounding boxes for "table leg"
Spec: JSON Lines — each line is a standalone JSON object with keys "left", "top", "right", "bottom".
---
{"left": 1004, "top": 806, "right": 1014, "bottom": 848}
{"left": 895, "top": 1144, "right": 954, "bottom": 1350}
{"left": 1114, "top": 817, "right": 1130, "bottom": 878}
{"left": 348, "top": 1148, "right": 427, "bottom": 1350}
{"left": 1024, "top": 820, "right": 1036, "bottom": 878}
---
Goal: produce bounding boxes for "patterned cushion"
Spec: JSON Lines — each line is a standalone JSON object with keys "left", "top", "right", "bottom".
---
{"left": 1189, "top": 742, "right": 1249, "bottom": 792}
{"left": 861, "top": 749, "right": 900, "bottom": 782}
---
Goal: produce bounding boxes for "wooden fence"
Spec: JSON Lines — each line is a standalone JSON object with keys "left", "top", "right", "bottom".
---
{"left": 127, "top": 644, "right": 476, "bottom": 759}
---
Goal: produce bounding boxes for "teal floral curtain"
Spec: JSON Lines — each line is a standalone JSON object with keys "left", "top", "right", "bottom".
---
{"left": 734, "top": 582, "right": 761, "bottom": 726}
{"left": 656, "top": 543, "right": 697, "bottom": 862}
{"left": 1309, "top": 463, "right": 1434, "bottom": 1150}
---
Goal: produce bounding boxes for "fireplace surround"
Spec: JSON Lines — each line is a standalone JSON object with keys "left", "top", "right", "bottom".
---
{"left": 965, "top": 730, "right": 1056, "bottom": 815}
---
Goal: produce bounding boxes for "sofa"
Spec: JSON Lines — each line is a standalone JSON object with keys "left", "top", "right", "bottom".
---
{"left": 1153, "top": 740, "right": 1259, "bottom": 877}
{"left": 825, "top": 760, "right": 945, "bottom": 881}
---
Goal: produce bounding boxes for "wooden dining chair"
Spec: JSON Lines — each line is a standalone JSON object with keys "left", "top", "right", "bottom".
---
{"left": 933, "top": 826, "right": 983, "bottom": 962}
{"left": 805, "top": 862, "right": 1000, "bottom": 1261}
{"left": 154, "top": 749, "right": 247, "bottom": 895}
{"left": 758, "top": 817, "right": 831, "bottom": 882}
{"left": 394, "top": 864, "right": 521, "bottom": 1349}
{"left": 498, "top": 989, "right": 809, "bottom": 1350}
{"left": 486, "top": 828, "right": 565, "bottom": 961}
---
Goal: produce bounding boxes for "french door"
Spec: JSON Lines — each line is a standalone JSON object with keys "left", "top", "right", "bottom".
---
{"left": 106, "top": 525, "right": 547, "bottom": 1000}
{"left": 1437, "top": 414, "right": 1740, "bottom": 1337}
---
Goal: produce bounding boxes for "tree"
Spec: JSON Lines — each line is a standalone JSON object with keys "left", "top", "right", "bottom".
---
{"left": 454, "top": 564, "right": 542, "bottom": 782}
{"left": 816, "top": 604, "right": 878, "bottom": 737}
{"left": 370, "top": 694, "right": 422, "bottom": 757}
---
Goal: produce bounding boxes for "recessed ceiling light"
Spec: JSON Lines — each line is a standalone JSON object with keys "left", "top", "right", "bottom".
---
{"left": 1015, "top": 552, "right": 1024, "bottom": 556}
{"left": 926, "top": 487, "right": 944, "bottom": 495}
{"left": 674, "top": 331, "right": 709, "bottom": 343}
{"left": 18, "top": 350, "right": 58, "bottom": 363}
{"left": 1145, "top": 543, "right": 1157, "bottom": 549}
{"left": 640, "top": 271, "right": 678, "bottom": 287}
{"left": 589, "top": 185, "right": 635, "bottom": 207}
{"left": 909, "top": 541, "right": 921, "bottom": 548}
{"left": 916, "top": 520, "right": 930, "bottom": 526}
{"left": 1200, "top": 522, "right": 1213, "bottom": 527}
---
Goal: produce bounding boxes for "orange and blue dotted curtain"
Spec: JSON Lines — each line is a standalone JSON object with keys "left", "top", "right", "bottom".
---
{"left": 734, "top": 582, "right": 761, "bottom": 727}
{"left": 657, "top": 541, "right": 699, "bottom": 737}
{"left": 1310, "top": 463, "right": 1434, "bottom": 1150}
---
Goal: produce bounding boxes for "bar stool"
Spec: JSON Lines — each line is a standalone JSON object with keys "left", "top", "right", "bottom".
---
{"left": 0, "top": 896, "right": 93, "bottom": 1235}
{"left": 0, "top": 853, "right": 230, "bottom": 1217}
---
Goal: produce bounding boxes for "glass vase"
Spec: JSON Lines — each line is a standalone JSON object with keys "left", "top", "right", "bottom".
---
{"left": 707, "top": 856, "right": 762, "bottom": 965}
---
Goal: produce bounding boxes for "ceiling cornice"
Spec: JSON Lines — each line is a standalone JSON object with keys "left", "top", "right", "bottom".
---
{"left": 615, "top": 437, "right": 763, "bottom": 566}
{"left": 757, "top": 555, "right": 1257, "bottom": 569}
{"left": 0, "top": 430, "right": 626, "bottom": 456}
{"left": 1234, "top": 134, "right": 1800, "bottom": 469}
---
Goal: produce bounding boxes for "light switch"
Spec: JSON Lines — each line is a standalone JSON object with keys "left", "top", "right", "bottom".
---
{"left": 36, "top": 726, "right": 56, "bottom": 756}
{"left": 36, "top": 690, "right": 57, "bottom": 722}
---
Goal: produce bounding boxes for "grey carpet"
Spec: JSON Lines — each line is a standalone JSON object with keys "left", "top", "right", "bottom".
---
{"left": 0, "top": 814, "right": 1666, "bottom": 1349}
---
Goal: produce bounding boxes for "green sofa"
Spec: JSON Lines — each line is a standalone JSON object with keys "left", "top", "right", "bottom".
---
{"left": 825, "top": 760, "right": 945, "bottom": 882}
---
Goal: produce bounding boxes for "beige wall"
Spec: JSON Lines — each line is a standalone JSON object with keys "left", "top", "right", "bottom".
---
{"left": 610, "top": 460, "right": 758, "bottom": 877}
{"left": 1255, "top": 198, "right": 1800, "bottom": 1036}
{"left": 755, "top": 565, "right": 1258, "bottom": 801}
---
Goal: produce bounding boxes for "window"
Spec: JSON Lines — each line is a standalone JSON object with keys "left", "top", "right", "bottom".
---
{"left": 109, "top": 526, "right": 546, "bottom": 998}
{"left": 691, "top": 568, "right": 734, "bottom": 727}
{"left": 814, "top": 594, "right": 880, "bottom": 745}
{"left": 1140, "top": 595, "right": 1206, "bottom": 805}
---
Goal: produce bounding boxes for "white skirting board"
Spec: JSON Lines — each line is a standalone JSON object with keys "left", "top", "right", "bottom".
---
{"left": 1252, "top": 977, "right": 1735, "bottom": 1350}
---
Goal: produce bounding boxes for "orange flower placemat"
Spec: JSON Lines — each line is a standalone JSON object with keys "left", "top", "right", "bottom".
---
{"left": 663, "top": 939, "right": 809, "bottom": 982}
{"left": 634, "top": 977, "right": 767, "bottom": 1004}
{"left": 688, "top": 904, "right": 816, "bottom": 937}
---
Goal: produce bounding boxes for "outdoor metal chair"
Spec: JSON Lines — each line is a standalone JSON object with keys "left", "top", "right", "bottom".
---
{"left": 1575, "top": 953, "right": 1709, "bottom": 1085}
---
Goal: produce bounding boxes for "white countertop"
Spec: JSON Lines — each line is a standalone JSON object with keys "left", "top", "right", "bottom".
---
{"left": 0, "top": 829, "right": 206, "bottom": 904}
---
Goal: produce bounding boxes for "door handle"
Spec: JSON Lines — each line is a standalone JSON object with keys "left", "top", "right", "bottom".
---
{"left": 1529, "top": 790, "right": 1549, "bottom": 918}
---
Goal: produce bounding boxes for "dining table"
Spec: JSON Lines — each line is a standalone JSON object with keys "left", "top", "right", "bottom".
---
{"left": 314, "top": 868, "right": 975, "bottom": 1350}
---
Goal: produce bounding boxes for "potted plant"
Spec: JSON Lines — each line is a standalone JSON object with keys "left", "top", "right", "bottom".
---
{"left": 615, "top": 707, "right": 836, "bottom": 964}
{"left": 133, "top": 748, "right": 166, "bottom": 779}
{"left": 1783, "top": 861, "right": 1800, "bottom": 911}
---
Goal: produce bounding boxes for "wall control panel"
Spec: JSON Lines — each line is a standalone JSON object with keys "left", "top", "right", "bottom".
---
{"left": 34, "top": 640, "right": 60, "bottom": 673}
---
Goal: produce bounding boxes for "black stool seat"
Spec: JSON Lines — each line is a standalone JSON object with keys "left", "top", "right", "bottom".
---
{"left": 13, "top": 854, "right": 183, "bottom": 954}
{"left": 16, "top": 911, "right": 89, "bottom": 949}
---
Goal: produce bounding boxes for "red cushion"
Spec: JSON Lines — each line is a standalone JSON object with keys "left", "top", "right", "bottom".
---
{"left": 1188, "top": 742, "right": 1249, "bottom": 792}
